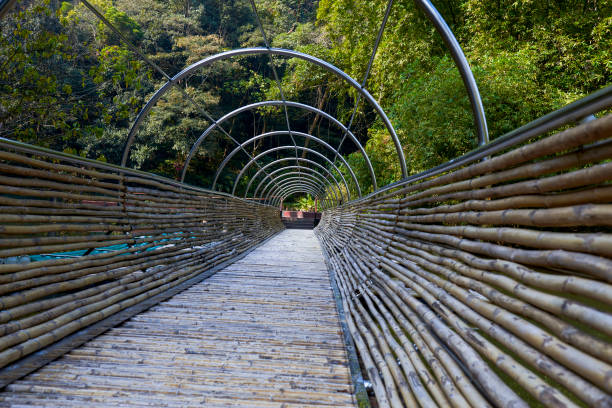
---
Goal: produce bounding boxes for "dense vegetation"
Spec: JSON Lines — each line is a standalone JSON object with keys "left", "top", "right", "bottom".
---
{"left": 1, "top": 0, "right": 610, "bottom": 198}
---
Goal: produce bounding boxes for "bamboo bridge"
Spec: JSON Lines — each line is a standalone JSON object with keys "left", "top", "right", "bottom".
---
{"left": 1, "top": 0, "right": 612, "bottom": 407}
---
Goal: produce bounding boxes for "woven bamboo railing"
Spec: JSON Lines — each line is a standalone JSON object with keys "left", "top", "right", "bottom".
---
{"left": 316, "top": 114, "right": 612, "bottom": 408}
{"left": 0, "top": 140, "right": 283, "bottom": 381}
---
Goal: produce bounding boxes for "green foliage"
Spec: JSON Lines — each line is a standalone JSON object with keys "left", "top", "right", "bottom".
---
{"left": 2, "top": 0, "right": 609, "bottom": 196}
{"left": 313, "top": 0, "right": 611, "bottom": 187}
{"left": 0, "top": 0, "right": 150, "bottom": 152}
{"left": 98, "top": 4, "right": 143, "bottom": 45}
{"left": 284, "top": 193, "right": 316, "bottom": 211}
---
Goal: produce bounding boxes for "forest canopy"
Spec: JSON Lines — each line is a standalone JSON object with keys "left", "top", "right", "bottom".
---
{"left": 0, "top": 0, "right": 610, "bottom": 198}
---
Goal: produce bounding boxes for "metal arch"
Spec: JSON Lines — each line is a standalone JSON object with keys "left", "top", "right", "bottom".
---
{"left": 277, "top": 191, "right": 322, "bottom": 209}
{"left": 265, "top": 178, "right": 329, "bottom": 206}
{"left": 264, "top": 177, "right": 334, "bottom": 208}
{"left": 415, "top": 0, "right": 488, "bottom": 146}
{"left": 263, "top": 178, "right": 329, "bottom": 206}
{"left": 270, "top": 186, "right": 326, "bottom": 209}
{"left": 249, "top": 162, "right": 345, "bottom": 203}
{"left": 259, "top": 172, "right": 339, "bottom": 204}
{"left": 254, "top": 166, "right": 340, "bottom": 202}
{"left": 78, "top": 1, "right": 285, "bottom": 197}
{"left": 336, "top": 0, "right": 393, "bottom": 153}
{"left": 259, "top": 169, "right": 338, "bottom": 209}
{"left": 264, "top": 176, "right": 328, "bottom": 200}
{"left": 213, "top": 130, "right": 362, "bottom": 197}
{"left": 245, "top": 157, "right": 348, "bottom": 203}
{"left": 257, "top": 169, "right": 339, "bottom": 205}
{"left": 267, "top": 178, "right": 327, "bottom": 203}
{"left": 232, "top": 146, "right": 351, "bottom": 200}
{"left": 247, "top": 0, "right": 300, "bottom": 169}
{"left": 180, "top": 100, "right": 377, "bottom": 191}
{"left": 277, "top": 186, "right": 329, "bottom": 208}
{"left": 120, "top": 47, "right": 407, "bottom": 178}
{"left": 260, "top": 161, "right": 344, "bottom": 205}
{"left": 273, "top": 185, "right": 322, "bottom": 206}
{"left": 274, "top": 185, "right": 324, "bottom": 207}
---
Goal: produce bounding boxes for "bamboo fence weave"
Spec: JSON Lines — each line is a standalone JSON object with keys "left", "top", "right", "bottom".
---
{"left": 0, "top": 143, "right": 283, "bottom": 372}
{"left": 315, "top": 114, "right": 612, "bottom": 408}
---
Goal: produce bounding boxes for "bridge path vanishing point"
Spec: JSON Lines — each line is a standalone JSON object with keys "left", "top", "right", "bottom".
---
{"left": 0, "top": 230, "right": 358, "bottom": 408}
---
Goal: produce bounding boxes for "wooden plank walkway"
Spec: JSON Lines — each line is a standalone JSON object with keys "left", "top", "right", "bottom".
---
{"left": 0, "top": 230, "right": 357, "bottom": 408}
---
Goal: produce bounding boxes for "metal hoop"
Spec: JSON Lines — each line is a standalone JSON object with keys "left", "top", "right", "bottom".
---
{"left": 120, "top": 47, "right": 407, "bottom": 178}
{"left": 232, "top": 146, "right": 351, "bottom": 200}
{"left": 212, "top": 130, "right": 361, "bottom": 197}
{"left": 241, "top": 157, "right": 347, "bottom": 203}
{"left": 178, "top": 100, "right": 377, "bottom": 190}
{"left": 265, "top": 178, "right": 328, "bottom": 205}
{"left": 267, "top": 178, "right": 327, "bottom": 204}
{"left": 254, "top": 166, "right": 340, "bottom": 203}
{"left": 259, "top": 172, "right": 338, "bottom": 204}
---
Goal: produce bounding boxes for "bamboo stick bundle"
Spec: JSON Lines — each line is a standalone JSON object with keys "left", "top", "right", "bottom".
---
{"left": 0, "top": 142, "right": 283, "bottom": 372}
{"left": 366, "top": 114, "right": 612, "bottom": 206}
{"left": 315, "top": 114, "right": 612, "bottom": 407}
{"left": 339, "top": 249, "right": 445, "bottom": 408}
{"left": 351, "top": 221, "right": 612, "bottom": 404}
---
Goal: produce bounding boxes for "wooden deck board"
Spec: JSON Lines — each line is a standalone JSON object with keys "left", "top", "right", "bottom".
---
{"left": 0, "top": 230, "right": 356, "bottom": 408}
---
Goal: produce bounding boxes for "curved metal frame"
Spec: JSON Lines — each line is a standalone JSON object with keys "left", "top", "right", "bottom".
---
{"left": 178, "top": 100, "right": 377, "bottom": 190}
{"left": 265, "top": 178, "right": 329, "bottom": 206}
{"left": 254, "top": 166, "right": 340, "bottom": 202}
{"left": 277, "top": 186, "right": 328, "bottom": 208}
{"left": 232, "top": 146, "right": 352, "bottom": 200}
{"left": 265, "top": 176, "right": 327, "bottom": 200}
{"left": 120, "top": 47, "right": 408, "bottom": 178}
{"left": 259, "top": 172, "right": 335, "bottom": 205}
{"left": 259, "top": 172, "right": 338, "bottom": 204}
{"left": 3, "top": 0, "right": 495, "bottom": 210}
{"left": 265, "top": 180, "right": 331, "bottom": 208}
{"left": 275, "top": 185, "right": 323, "bottom": 207}
{"left": 267, "top": 178, "right": 327, "bottom": 203}
{"left": 245, "top": 157, "right": 348, "bottom": 203}
{"left": 274, "top": 185, "right": 322, "bottom": 206}
{"left": 213, "top": 130, "right": 361, "bottom": 197}
{"left": 415, "top": 0, "right": 488, "bottom": 146}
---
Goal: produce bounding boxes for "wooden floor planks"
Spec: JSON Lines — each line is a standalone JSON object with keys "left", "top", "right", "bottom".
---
{"left": 0, "top": 230, "right": 357, "bottom": 408}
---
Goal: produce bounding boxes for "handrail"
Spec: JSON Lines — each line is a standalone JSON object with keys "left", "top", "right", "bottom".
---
{"left": 347, "top": 85, "right": 612, "bottom": 205}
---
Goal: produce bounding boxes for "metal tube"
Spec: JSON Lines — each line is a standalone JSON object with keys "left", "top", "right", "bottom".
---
{"left": 266, "top": 178, "right": 327, "bottom": 205}
{"left": 264, "top": 176, "right": 328, "bottom": 200}
{"left": 337, "top": 0, "right": 394, "bottom": 152}
{"left": 267, "top": 178, "right": 332, "bottom": 208}
{"left": 247, "top": 0, "right": 299, "bottom": 166}
{"left": 273, "top": 185, "right": 322, "bottom": 207}
{"left": 231, "top": 146, "right": 351, "bottom": 201}
{"left": 259, "top": 172, "right": 337, "bottom": 204}
{"left": 245, "top": 157, "right": 347, "bottom": 203}
{"left": 254, "top": 167, "right": 338, "bottom": 200}
{"left": 121, "top": 47, "right": 407, "bottom": 178}
{"left": 276, "top": 190, "right": 320, "bottom": 208}
{"left": 178, "top": 100, "right": 376, "bottom": 191}
{"left": 414, "top": 0, "right": 489, "bottom": 146}
{"left": 267, "top": 179, "right": 327, "bottom": 204}
{"left": 274, "top": 186, "right": 323, "bottom": 207}
{"left": 278, "top": 186, "right": 326, "bottom": 207}
{"left": 211, "top": 130, "right": 361, "bottom": 197}
{"left": 249, "top": 166, "right": 338, "bottom": 203}
{"left": 78, "top": 0, "right": 282, "bottom": 193}
{"left": 347, "top": 84, "right": 612, "bottom": 205}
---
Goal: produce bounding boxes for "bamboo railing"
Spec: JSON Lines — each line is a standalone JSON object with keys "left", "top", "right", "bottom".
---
{"left": 315, "top": 114, "right": 612, "bottom": 408}
{"left": 0, "top": 140, "right": 283, "bottom": 384}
